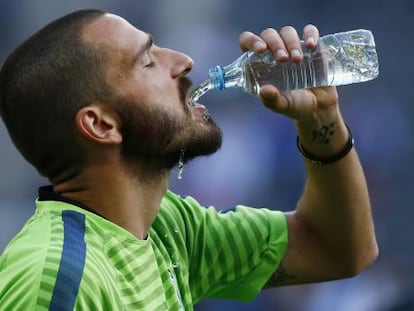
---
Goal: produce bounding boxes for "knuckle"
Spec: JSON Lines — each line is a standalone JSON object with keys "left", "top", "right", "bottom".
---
{"left": 304, "top": 24, "right": 319, "bottom": 37}
{"left": 260, "top": 27, "right": 277, "bottom": 37}
{"left": 280, "top": 25, "right": 296, "bottom": 35}
{"left": 304, "top": 24, "right": 316, "bottom": 31}
{"left": 239, "top": 31, "right": 253, "bottom": 41}
{"left": 239, "top": 31, "right": 257, "bottom": 48}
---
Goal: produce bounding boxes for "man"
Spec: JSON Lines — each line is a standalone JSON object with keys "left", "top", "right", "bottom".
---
{"left": 0, "top": 9, "right": 377, "bottom": 310}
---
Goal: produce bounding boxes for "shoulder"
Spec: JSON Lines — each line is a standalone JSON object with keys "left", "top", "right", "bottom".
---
{"left": 0, "top": 207, "right": 94, "bottom": 309}
{"left": 157, "top": 190, "right": 207, "bottom": 226}
{"left": 0, "top": 215, "right": 55, "bottom": 308}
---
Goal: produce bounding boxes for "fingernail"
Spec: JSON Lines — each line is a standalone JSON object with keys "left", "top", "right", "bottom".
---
{"left": 276, "top": 49, "right": 288, "bottom": 59}
{"left": 290, "top": 49, "right": 301, "bottom": 58}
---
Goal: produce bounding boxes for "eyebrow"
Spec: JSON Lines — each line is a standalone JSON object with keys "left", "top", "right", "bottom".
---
{"left": 132, "top": 34, "right": 154, "bottom": 65}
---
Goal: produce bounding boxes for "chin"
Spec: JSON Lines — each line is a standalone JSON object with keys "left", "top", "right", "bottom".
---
{"left": 184, "top": 125, "right": 222, "bottom": 160}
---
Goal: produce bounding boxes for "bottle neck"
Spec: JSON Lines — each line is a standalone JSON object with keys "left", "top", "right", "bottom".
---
{"left": 208, "top": 66, "right": 226, "bottom": 90}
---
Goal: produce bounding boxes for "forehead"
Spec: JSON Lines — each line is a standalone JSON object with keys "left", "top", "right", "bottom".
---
{"left": 81, "top": 13, "right": 147, "bottom": 54}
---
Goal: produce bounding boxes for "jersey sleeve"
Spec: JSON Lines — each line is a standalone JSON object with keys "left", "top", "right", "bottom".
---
{"left": 160, "top": 191, "right": 288, "bottom": 303}
{"left": 0, "top": 218, "right": 51, "bottom": 310}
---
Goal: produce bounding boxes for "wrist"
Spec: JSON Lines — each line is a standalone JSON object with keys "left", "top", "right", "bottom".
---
{"left": 297, "top": 123, "right": 354, "bottom": 165}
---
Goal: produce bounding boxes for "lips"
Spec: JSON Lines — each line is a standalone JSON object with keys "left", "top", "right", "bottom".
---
{"left": 187, "top": 95, "right": 207, "bottom": 119}
{"left": 191, "top": 101, "right": 206, "bottom": 110}
{"left": 187, "top": 95, "right": 206, "bottom": 111}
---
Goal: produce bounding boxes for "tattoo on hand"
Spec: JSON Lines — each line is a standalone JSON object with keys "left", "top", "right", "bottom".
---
{"left": 266, "top": 265, "right": 296, "bottom": 287}
{"left": 311, "top": 123, "right": 335, "bottom": 144}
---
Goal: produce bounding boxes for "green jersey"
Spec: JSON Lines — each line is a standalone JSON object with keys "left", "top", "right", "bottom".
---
{"left": 0, "top": 186, "right": 288, "bottom": 310}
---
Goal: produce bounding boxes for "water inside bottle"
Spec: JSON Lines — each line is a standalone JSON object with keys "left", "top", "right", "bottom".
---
{"left": 244, "top": 53, "right": 327, "bottom": 93}
{"left": 325, "top": 37, "right": 379, "bottom": 85}
{"left": 244, "top": 36, "right": 378, "bottom": 93}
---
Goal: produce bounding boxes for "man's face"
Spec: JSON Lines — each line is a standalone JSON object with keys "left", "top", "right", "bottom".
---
{"left": 82, "top": 14, "right": 222, "bottom": 169}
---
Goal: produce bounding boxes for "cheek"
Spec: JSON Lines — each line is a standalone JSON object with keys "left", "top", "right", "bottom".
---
{"left": 151, "top": 83, "right": 187, "bottom": 118}
{"left": 121, "top": 71, "right": 186, "bottom": 117}
{"left": 118, "top": 80, "right": 156, "bottom": 109}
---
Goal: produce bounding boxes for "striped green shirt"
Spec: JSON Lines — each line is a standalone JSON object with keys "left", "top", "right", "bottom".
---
{"left": 0, "top": 186, "right": 288, "bottom": 310}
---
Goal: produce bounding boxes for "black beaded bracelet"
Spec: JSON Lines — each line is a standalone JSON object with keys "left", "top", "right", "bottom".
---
{"left": 296, "top": 124, "right": 354, "bottom": 165}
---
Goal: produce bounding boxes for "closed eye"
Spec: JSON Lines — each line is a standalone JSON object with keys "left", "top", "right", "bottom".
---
{"left": 144, "top": 61, "right": 155, "bottom": 68}
{"left": 132, "top": 34, "right": 155, "bottom": 68}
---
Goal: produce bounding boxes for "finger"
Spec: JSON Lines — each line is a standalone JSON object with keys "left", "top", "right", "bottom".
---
{"left": 303, "top": 24, "right": 319, "bottom": 49}
{"left": 260, "top": 28, "right": 289, "bottom": 62}
{"left": 239, "top": 31, "right": 267, "bottom": 53}
{"left": 259, "top": 85, "right": 289, "bottom": 114}
{"left": 279, "top": 26, "right": 302, "bottom": 63}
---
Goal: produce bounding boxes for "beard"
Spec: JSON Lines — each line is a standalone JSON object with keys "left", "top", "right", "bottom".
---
{"left": 114, "top": 82, "right": 222, "bottom": 171}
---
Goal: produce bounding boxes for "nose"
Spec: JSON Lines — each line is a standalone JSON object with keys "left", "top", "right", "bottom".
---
{"left": 166, "top": 49, "right": 194, "bottom": 78}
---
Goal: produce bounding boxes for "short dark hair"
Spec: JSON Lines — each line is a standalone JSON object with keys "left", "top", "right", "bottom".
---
{"left": 0, "top": 9, "right": 111, "bottom": 182}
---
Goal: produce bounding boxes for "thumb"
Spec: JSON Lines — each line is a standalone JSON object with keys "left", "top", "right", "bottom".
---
{"left": 259, "top": 85, "right": 291, "bottom": 114}
{"left": 260, "top": 84, "right": 321, "bottom": 121}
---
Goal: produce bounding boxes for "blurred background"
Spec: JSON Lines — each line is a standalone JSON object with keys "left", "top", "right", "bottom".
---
{"left": 0, "top": 0, "right": 413, "bottom": 310}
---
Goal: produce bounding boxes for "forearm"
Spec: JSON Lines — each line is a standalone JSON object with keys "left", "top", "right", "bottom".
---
{"left": 295, "top": 108, "right": 378, "bottom": 275}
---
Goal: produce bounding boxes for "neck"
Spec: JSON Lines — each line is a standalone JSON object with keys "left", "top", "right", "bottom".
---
{"left": 53, "top": 160, "right": 170, "bottom": 240}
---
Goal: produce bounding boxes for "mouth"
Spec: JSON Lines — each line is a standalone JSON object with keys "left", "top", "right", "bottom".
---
{"left": 187, "top": 96, "right": 206, "bottom": 111}
{"left": 180, "top": 76, "right": 209, "bottom": 120}
{"left": 184, "top": 80, "right": 205, "bottom": 109}
{"left": 186, "top": 89, "right": 209, "bottom": 123}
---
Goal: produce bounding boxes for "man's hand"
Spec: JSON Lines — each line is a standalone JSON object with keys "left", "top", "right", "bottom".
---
{"left": 238, "top": 25, "right": 339, "bottom": 124}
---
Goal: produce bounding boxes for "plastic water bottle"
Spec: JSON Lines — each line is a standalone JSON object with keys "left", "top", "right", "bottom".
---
{"left": 190, "top": 29, "right": 379, "bottom": 102}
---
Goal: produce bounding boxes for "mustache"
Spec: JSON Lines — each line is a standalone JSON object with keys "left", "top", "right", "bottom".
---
{"left": 178, "top": 76, "right": 193, "bottom": 104}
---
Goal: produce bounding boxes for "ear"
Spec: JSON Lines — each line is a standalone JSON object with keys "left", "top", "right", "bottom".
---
{"left": 75, "top": 104, "right": 122, "bottom": 144}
